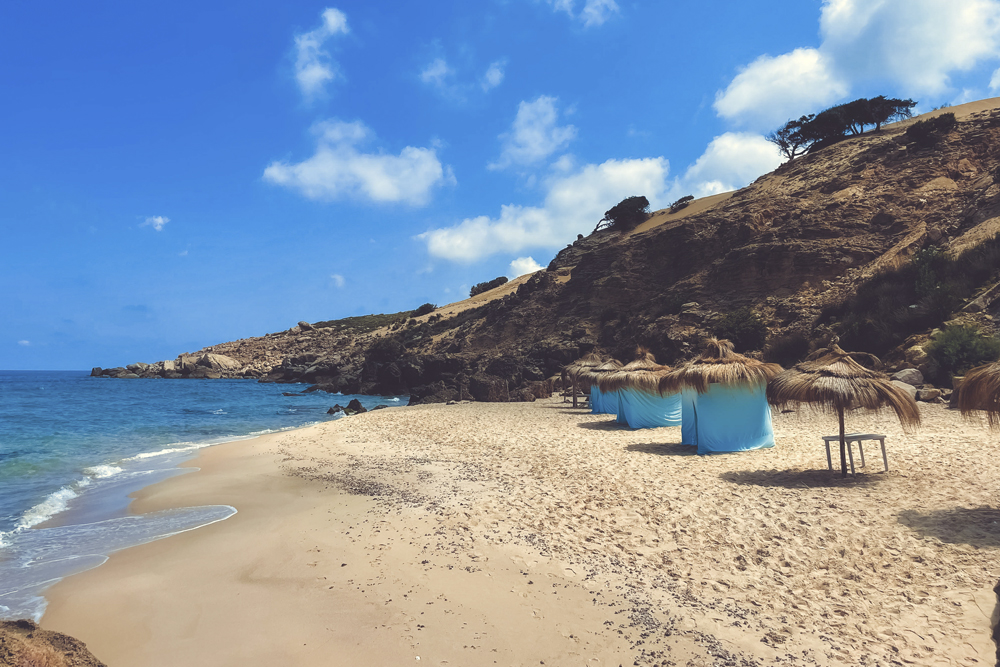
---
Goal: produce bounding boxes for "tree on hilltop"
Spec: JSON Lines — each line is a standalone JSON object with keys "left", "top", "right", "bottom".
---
{"left": 593, "top": 196, "right": 650, "bottom": 232}
{"left": 768, "top": 96, "right": 917, "bottom": 161}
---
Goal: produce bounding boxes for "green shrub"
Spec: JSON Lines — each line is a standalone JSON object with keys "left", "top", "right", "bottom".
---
{"left": 714, "top": 307, "right": 768, "bottom": 352}
{"left": 413, "top": 303, "right": 436, "bottom": 317}
{"left": 764, "top": 332, "right": 811, "bottom": 367}
{"left": 594, "top": 196, "right": 650, "bottom": 232}
{"left": 470, "top": 276, "right": 509, "bottom": 297}
{"left": 904, "top": 113, "right": 956, "bottom": 147}
{"left": 926, "top": 324, "right": 1000, "bottom": 382}
{"left": 821, "top": 234, "right": 1000, "bottom": 355}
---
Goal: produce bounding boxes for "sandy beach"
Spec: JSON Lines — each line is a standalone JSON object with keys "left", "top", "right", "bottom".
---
{"left": 40, "top": 398, "right": 999, "bottom": 666}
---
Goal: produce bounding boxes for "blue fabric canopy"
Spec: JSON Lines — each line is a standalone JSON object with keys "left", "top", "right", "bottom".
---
{"left": 687, "top": 383, "right": 775, "bottom": 455}
{"left": 618, "top": 389, "right": 681, "bottom": 429}
{"left": 681, "top": 388, "right": 698, "bottom": 445}
{"left": 590, "top": 386, "right": 619, "bottom": 415}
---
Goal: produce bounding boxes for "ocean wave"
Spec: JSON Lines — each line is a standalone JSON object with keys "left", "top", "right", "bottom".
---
{"left": 83, "top": 464, "right": 124, "bottom": 479}
{"left": 121, "top": 443, "right": 204, "bottom": 461}
{"left": 389, "top": 397, "right": 401, "bottom": 402}
{"left": 210, "top": 409, "right": 227, "bottom": 415}
{"left": 15, "top": 486, "right": 80, "bottom": 532}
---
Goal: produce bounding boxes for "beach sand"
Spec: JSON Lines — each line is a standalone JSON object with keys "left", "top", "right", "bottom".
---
{"left": 41, "top": 398, "right": 999, "bottom": 666}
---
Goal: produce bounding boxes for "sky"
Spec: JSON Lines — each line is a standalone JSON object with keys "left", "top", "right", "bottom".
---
{"left": 5, "top": 0, "right": 1000, "bottom": 369}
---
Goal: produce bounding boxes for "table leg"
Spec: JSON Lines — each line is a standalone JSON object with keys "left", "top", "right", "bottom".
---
{"left": 847, "top": 442, "right": 856, "bottom": 475}
{"left": 825, "top": 441, "right": 833, "bottom": 471}
{"left": 858, "top": 441, "right": 866, "bottom": 468}
{"left": 880, "top": 439, "right": 888, "bottom": 472}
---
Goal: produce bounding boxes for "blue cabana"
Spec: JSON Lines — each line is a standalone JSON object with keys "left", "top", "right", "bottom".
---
{"left": 580, "top": 359, "right": 624, "bottom": 415}
{"left": 661, "top": 338, "right": 782, "bottom": 455}
{"left": 597, "top": 349, "right": 681, "bottom": 429}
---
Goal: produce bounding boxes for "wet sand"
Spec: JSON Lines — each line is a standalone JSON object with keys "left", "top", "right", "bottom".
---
{"left": 42, "top": 397, "right": 999, "bottom": 666}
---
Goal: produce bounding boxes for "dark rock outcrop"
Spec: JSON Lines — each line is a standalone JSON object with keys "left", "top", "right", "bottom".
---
{"left": 0, "top": 619, "right": 107, "bottom": 667}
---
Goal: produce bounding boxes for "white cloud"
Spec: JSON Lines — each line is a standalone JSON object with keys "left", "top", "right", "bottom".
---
{"left": 714, "top": 48, "right": 849, "bottom": 129}
{"left": 331, "top": 273, "right": 346, "bottom": 287}
{"left": 820, "top": 0, "right": 1000, "bottom": 95}
{"left": 547, "top": 0, "right": 619, "bottom": 26}
{"left": 419, "top": 157, "right": 669, "bottom": 262}
{"left": 991, "top": 66, "right": 1000, "bottom": 91}
{"left": 675, "top": 133, "right": 783, "bottom": 197}
{"left": 420, "top": 57, "right": 454, "bottom": 88}
{"left": 294, "top": 7, "right": 350, "bottom": 99}
{"left": 17, "top": 340, "right": 30, "bottom": 346}
{"left": 481, "top": 60, "right": 506, "bottom": 91}
{"left": 142, "top": 216, "right": 169, "bottom": 231}
{"left": 490, "top": 96, "right": 577, "bottom": 170}
{"left": 509, "top": 256, "right": 544, "bottom": 277}
{"left": 263, "top": 120, "right": 454, "bottom": 206}
{"left": 715, "top": 0, "right": 1000, "bottom": 128}
{"left": 178, "top": 249, "right": 188, "bottom": 256}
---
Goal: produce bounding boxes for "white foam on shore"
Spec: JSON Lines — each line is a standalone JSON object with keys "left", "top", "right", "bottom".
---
{"left": 15, "top": 486, "right": 81, "bottom": 532}
{"left": 83, "top": 464, "right": 124, "bottom": 479}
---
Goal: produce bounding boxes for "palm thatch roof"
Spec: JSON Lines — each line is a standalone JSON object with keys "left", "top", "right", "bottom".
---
{"left": 563, "top": 352, "right": 604, "bottom": 382}
{"left": 766, "top": 344, "right": 920, "bottom": 427}
{"left": 955, "top": 361, "right": 1000, "bottom": 428}
{"left": 578, "top": 358, "right": 624, "bottom": 389}
{"left": 659, "top": 338, "right": 782, "bottom": 395}
{"left": 598, "top": 348, "right": 671, "bottom": 394}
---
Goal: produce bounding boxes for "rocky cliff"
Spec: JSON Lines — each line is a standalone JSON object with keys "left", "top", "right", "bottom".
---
{"left": 110, "top": 99, "right": 1000, "bottom": 405}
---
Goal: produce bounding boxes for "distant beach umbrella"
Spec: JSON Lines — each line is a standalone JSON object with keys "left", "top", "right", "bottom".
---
{"left": 659, "top": 339, "right": 783, "bottom": 454}
{"left": 767, "top": 343, "right": 920, "bottom": 477}
{"left": 955, "top": 362, "right": 1000, "bottom": 428}
{"left": 579, "top": 359, "right": 624, "bottom": 415}
{"left": 563, "top": 352, "right": 603, "bottom": 408}
{"left": 598, "top": 348, "right": 680, "bottom": 428}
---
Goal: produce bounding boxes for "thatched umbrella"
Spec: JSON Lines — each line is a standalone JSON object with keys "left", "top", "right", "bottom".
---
{"left": 659, "top": 338, "right": 782, "bottom": 395}
{"left": 562, "top": 352, "right": 603, "bottom": 407}
{"left": 598, "top": 348, "right": 679, "bottom": 428}
{"left": 955, "top": 362, "right": 1000, "bottom": 428}
{"left": 659, "top": 338, "right": 783, "bottom": 453}
{"left": 579, "top": 358, "right": 624, "bottom": 414}
{"left": 767, "top": 343, "right": 920, "bottom": 477}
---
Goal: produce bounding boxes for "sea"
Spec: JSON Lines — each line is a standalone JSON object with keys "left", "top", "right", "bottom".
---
{"left": 0, "top": 370, "right": 405, "bottom": 622}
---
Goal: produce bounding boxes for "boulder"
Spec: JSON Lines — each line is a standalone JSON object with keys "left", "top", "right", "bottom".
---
{"left": 90, "top": 367, "right": 102, "bottom": 377}
{"left": 469, "top": 374, "right": 509, "bottom": 402}
{"left": 162, "top": 359, "right": 177, "bottom": 372}
{"left": 916, "top": 388, "right": 942, "bottom": 402}
{"left": 345, "top": 399, "right": 367, "bottom": 415}
{"left": 198, "top": 353, "right": 241, "bottom": 371}
{"left": 371, "top": 404, "right": 389, "bottom": 410}
{"left": 126, "top": 362, "right": 149, "bottom": 372}
{"left": 891, "top": 380, "right": 918, "bottom": 401}
{"left": 904, "top": 346, "right": 928, "bottom": 367}
{"left": 327, "top": 404, "right": 346, "bottom": 414}
{"left": 121, "top": 373, "right": 141, "bottom": 379}
{"left": 891, "top": 368, "right": 924, "bottom": 386}
{"left": 298, "top": 321, "right": 315, "bottom": 332}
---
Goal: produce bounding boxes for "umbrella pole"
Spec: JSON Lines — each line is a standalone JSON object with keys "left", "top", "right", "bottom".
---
{"left": 838, "top": 406, "right": 848, "bottom": 478}
{"left": 572, "top": 378, "right": 578, "bottom": 408}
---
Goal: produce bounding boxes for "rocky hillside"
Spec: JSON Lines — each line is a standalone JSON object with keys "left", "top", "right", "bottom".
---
{"left": 105, "top": 98, "right": 1000, "bottom": 404}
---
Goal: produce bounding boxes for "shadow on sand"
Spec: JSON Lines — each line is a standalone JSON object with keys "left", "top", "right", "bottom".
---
{"left": 719, "top": 468, "right": 887, "bottom": 489}
{"left": 897, "top": 507, "right": 1000, "bottom": 548}
{"left": 625, "top": 442, "right": 698, "bottom": 457}
{"left": 577, "top": 420, "right": 629, "bottom": 431}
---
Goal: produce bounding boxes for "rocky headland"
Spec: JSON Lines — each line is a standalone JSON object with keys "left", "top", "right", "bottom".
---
{"left": 100, "top": 99, "right": 1000, "bottom": 406}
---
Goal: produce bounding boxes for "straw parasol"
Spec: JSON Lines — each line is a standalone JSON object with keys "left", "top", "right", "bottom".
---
{"left": 598, "top": 347, "right": 669, "bottom": 395}
{"left": 658, "top": 338, "right": 782, "bottom": 395}
{"left": 562, "top": 352, "right": 603, "bottom": 407}
{"left": 767, "top": 343, "right": 920, "bottom": 477}
{"left": 955, "top": 361, "right": 1000, "bottom": 428}
{"left": 579, "top": 358, "right": 624, "bottom": 414}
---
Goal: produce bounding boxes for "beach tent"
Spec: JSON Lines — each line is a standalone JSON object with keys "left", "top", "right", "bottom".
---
{"left": 579, "top": 359, "right": 624, "bottom": 415}
{"left": 954, "top": 361, "right": 1000, "bottom": 427}
{"left": 563, "top": 353, "right": 603, "bottom": 408}
{"left": 767, "top": 342, "right": 920, "bottom": 476}
{"left": 660, "top": 338, "right": 782, "bottom": 455}
{"left": 598, "top": 349, "right": 681, "bottom": 429}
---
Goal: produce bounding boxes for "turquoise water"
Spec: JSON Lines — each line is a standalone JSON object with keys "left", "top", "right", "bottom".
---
{"left": 0, "top": 370, "right": 405, "bottom": 620}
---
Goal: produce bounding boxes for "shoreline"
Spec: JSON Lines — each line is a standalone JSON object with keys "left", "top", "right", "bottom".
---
{"left": 40, "top": 398, "right": 1000, "bottom": 666}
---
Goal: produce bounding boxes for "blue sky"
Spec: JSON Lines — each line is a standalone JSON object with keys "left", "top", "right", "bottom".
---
{"left": 5, "top": 0, "right": 1000, "bottom": 369}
